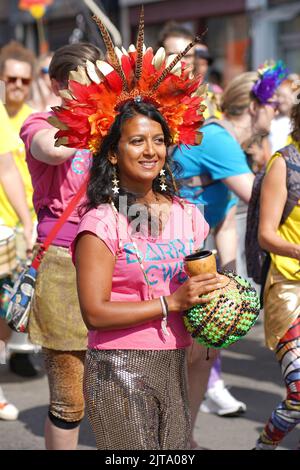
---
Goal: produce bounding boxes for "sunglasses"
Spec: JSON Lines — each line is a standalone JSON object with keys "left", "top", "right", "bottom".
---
{"left": 5, "top": 76, "right": 32, "bottom": 86}
{"left": 265, "top": 100, "right": 279, "bottom": 111}
{"left": 41, "top": 66, "right": 49, "bottom": 74}
{"left": 166, "top": 52, "right": 194, "bottom": 59}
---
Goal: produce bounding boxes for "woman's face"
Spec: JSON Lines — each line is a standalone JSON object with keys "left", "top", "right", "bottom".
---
{"left": 253, "top": 98, "right": 278, "bottom": 135}
{"left": 112, "top": 114, "right": 167, "bottom": 192}
{"left": 277, "top": 84, "right": 294, "bottom": 116}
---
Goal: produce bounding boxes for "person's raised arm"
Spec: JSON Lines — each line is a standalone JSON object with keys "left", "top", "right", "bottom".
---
{"left": 258, "top": 157, "right": 300, "bottom": 260}
{"left": 30, "top": 127, "right": 76, "bottom": 166}
{"left": 0, "top": 152, "right": 33, "bottom": 250}
{"left": 222, "top": 172, "right": 255, "bottom": 204}
{"left": 75, "top": 232, "right": 222, "bottom": 331}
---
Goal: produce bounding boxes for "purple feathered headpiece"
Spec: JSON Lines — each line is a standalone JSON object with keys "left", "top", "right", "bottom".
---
{"left": 252, "top": 60, "right": 288, "bottom": 104}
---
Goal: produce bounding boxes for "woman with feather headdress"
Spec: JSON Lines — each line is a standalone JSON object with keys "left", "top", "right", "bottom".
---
{"left": 54, "top": 8, "right": 214, "bottom": 449}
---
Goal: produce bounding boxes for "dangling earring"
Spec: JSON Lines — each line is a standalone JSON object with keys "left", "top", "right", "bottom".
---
{"left": 112, "top": 165, "right": 119, "bottom": 194}
{"left": 159, "top": 169, "right": 167, "bottom": 191}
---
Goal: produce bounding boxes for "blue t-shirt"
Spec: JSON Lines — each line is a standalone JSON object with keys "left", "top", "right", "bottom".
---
{"left": 173, "top": 123, "right": 251, "bottom": 228}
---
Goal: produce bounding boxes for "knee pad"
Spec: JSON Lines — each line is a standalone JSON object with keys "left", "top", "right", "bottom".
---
{"left": 48, "top": 410, "right": 82, "bottom": 430}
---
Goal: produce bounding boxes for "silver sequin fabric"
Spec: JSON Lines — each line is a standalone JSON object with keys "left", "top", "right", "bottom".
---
{"left": 84, "top": 348, "right": 191, "bottom": 450}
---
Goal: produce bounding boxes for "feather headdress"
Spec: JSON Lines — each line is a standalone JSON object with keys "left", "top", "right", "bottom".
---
{"left": 251, "top": 60, "right": 288, "bottom": 104}
{"left": 49, "top": 7, "right": 207, "bottom": 153}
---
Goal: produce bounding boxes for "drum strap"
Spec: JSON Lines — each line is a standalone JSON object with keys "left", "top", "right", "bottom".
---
{"left": 31, "top": 180, "right": 88, "bottom": 270}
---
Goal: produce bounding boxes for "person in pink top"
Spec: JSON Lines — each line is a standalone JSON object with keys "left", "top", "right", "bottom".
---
{"left": 20, "top": 43, "right": 102, "bottom": 450}
{"left": 73, "top": 100, "right": 222, "bottom": 449}
{"left": 51, "top": 11, "right": 219, "bottom": 449}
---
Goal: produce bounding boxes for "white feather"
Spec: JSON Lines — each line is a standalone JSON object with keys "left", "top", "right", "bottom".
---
{"left": 152, "top": 47, "right": 166, "bottom": 70}
{"left": 128, "top": 44, "right": 136, "bottom": 53}
{"left": 114, "top": 47, "right": 123, "bottom": 63}
{"left": 96, "top": 60, "right": 114, "bottom": 76}
{"left": 86, "top": 60, "right": 101, "bottom": 84}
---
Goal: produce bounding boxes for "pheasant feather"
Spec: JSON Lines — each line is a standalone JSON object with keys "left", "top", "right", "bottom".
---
{"left": 93, "top": 15, "right": 128, "bottom": 91}
{"left": 135, "top": 6, "right": 144, "bottom": 82}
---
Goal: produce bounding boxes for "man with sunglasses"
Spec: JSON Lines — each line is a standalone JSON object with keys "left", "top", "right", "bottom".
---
{"left": 0, "top": 41, "right": 38, "bottom": 378}
{"left": 0, "top": 41, "right": 36, "bottom": 232}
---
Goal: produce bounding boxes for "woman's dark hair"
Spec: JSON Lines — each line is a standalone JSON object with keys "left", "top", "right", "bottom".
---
{"left": 291, "top": 101, "right": 300, "bottom": 143}
{"left": 85, "top": 100, "right": 180, "bottom": 220}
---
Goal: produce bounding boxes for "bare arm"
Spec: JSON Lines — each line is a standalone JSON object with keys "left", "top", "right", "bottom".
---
{"left": 75, "top": 233, "right": 222, "bottom": 331}
{"left": 221, "top": 173, "right": 255, "bottom": 203}
{"left": 258, "top": 157, "right": 300, "bottom": 260}
{"left": 0, "top": 152, "right": 33, "bottom": 249}
{"left": 30, "top": 128, "right": 76, "bottom": 165}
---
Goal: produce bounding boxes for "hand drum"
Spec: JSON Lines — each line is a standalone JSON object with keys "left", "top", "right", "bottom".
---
{"left": 183, "top": 250, "right": 260, "bottom": 349}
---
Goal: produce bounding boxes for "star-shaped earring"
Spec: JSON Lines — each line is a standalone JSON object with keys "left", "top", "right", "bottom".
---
{"left": 112, "top": 165, "right": 119, "bottom": 195}
{"left": 159, "top": 168, "right": 167, "bottom": 191}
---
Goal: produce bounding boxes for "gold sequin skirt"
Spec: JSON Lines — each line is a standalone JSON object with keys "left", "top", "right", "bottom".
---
{"left": 84, "top": 348, "right": 191, "bottom": 450}
{"left": 264, "top": 263, "right": 300, "bottom": 350}
{"left": 29, "top": 245, "right": 87, "bottom": 351}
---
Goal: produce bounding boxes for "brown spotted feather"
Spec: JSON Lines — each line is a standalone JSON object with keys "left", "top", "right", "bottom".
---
{"left": 93, "top": 15, "right": 128, "bottom": 91}
{"left": 135, "top": 6, "right": 144, "bottom": 82}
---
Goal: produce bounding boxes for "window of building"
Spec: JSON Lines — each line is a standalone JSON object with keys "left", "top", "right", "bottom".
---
{"left": 206, "top": 14, "right": 250, "bottom": 84}
{"left": 278, "top": 13, "right": 300, "bottom": 74}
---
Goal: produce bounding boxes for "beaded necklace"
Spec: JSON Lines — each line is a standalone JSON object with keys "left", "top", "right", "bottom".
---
{"left": 110, "top": 198, "right": 195, "bottom": 301}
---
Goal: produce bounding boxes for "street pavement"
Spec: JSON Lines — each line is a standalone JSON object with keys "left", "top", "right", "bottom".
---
{"left": 0, "top": 317, "right": 299, "bottom": 450}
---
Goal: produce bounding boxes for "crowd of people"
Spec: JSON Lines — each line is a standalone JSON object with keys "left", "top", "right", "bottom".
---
{"left": 0, "top": 12, "right": 299, "bottom": 450}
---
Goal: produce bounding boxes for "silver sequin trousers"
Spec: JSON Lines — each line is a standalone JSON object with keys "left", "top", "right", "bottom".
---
{"left": 84, "top": 348, "right": 191, "bottom": 450}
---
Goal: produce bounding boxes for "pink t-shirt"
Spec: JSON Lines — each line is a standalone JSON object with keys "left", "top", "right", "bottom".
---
{"left": 74, "top": 198, "right": 209, "bottom": 350}
{"left": 37, "top": 207, "right": 78, "bottom": 248}
{"left": 20, "top": 112, "right": 92, "bottom": 224}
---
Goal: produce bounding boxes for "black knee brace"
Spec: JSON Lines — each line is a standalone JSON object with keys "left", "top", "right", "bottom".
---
{"left": 48, "top": 410, "right": 82, "bottom": 430}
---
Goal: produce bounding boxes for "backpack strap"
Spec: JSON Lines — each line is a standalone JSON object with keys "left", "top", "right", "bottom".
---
{"left": 278, "top": 144, "right": 300, "bottom": 224}
{"left": 177, "top": 119, "right": 237, "bottom": 191}
{"left": 31, "top": 180, "right": 88, "bottom": 270}
{"left": 203, "top": 118, "right": 237, "bottom": 141}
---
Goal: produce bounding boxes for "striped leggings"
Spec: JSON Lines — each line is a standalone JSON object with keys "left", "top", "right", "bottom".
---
{"left": 256, "top": 316, "right": 300, "bottom": 449}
